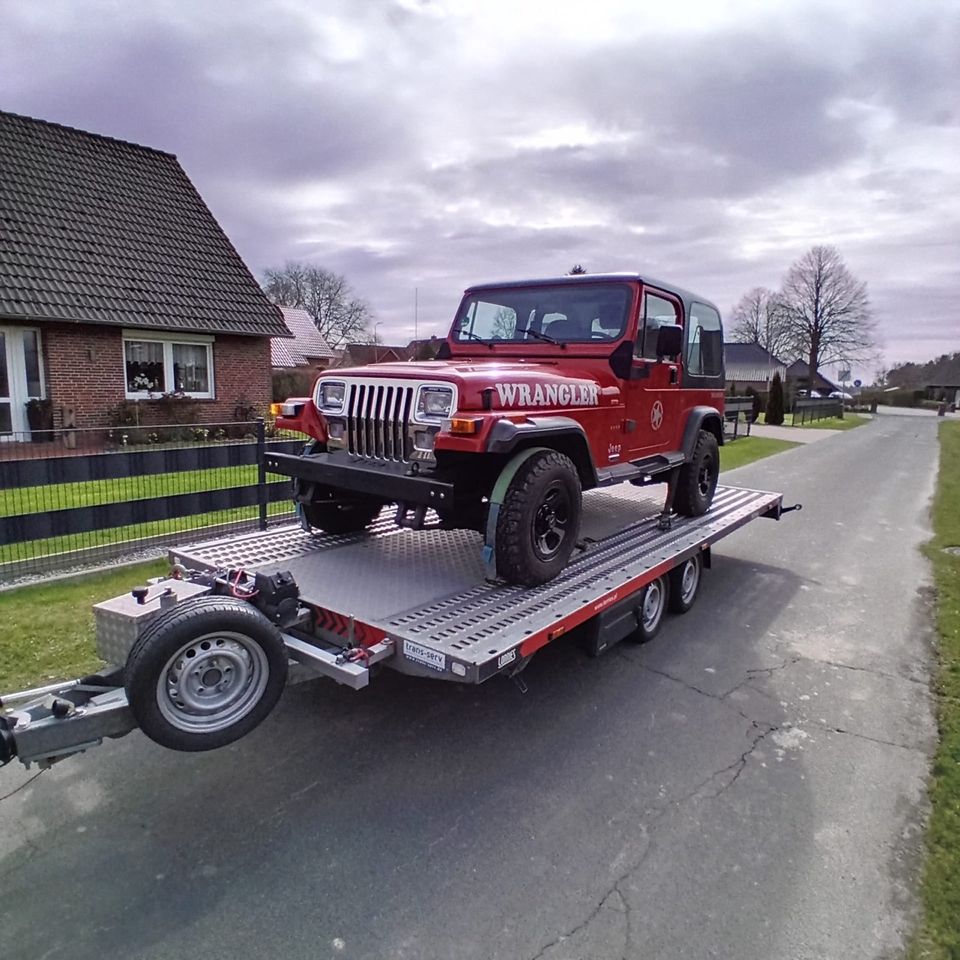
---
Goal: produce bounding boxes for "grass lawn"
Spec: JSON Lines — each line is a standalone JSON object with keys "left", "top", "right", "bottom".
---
{"left": 720, "top": 435, "right": 800, "bottom": 471}
{"left": 908, "top": 420, "right": 960, "bottom": 959}
{"left": 0, "top": 559, "right": 167, "bottom": 691}
{"left": 0, "top": 500, "right": 294, "bottom": 566}
{"left": 0, "top": 464, "right": 258, "bottom": 517}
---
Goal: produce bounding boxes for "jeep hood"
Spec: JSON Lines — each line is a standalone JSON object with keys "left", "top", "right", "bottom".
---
{"left": 324, "top": 360, "right": 619, "bottom": 411}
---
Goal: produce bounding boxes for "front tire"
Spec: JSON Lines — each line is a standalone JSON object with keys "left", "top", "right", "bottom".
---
{"left": 125, "top": 597, "right": 288, "bottom": 752}
{"left": 674, "top": 430, "right": 719, "bottom": 517}
{"left": 495, "top": 450, "right": 582, "bottom": 586}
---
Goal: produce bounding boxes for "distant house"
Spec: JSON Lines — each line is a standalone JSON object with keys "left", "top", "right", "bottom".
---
{"left": 271, "top": 307, "right": 334, "bottom": 372}
{"left": 335, "top": 343, "right": 411, "bottom": 367}
{"left": 0, "top": 110, "right": 289, "bottom": 437}
{"left": 724, "top": 343, "right": 786, "bottom": 393}
{"left": 785, "top": 359, "right": 839, "bottom": 396}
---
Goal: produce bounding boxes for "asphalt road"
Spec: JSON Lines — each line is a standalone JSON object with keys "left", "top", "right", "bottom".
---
{"left": 0, "top": 414, "right": 938, "bottom": 960}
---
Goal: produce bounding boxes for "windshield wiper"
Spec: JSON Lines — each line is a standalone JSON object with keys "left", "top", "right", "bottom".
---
{"left": 523, "top": 328, "right": 560, "bottom": 345}
{"left": 458, "top": 329, "right": 494, "bottom": 347}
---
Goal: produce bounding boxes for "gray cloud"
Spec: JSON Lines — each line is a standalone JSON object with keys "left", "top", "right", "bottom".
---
{"left": 1, "top": 0, "right": 958, "bottom": 370}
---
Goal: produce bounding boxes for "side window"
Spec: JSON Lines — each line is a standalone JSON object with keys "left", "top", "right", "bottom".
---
{"left": 686, "top": 303, "right": 723, "bottom": 377}
{"left": 637, "top": 293, "right": 679, "bottom": 360}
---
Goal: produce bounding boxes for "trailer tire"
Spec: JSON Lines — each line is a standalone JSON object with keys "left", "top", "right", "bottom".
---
{"left": 628, "top": 574, "right": 669, "bottom": 643}
{"left": 674, "top": 430, "right": 719, "bottom": 517}
{"left": 302, "top": 498, "right": 384, "bottom": 535}
{"left": 495, "top": 450, "right": 582, "bottom": 586}
{"left": 125, "top": 597, "right": 288, "bottom": 752}
{"left": 668, "top": 554, "right": 702, "bottom": 614}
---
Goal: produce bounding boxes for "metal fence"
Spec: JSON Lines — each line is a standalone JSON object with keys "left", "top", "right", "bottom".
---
{"left": 723, "top": 397, "right": 755, "bottom": 440}
{"left": 793, "top": 397, "right": 842, "bottom": 425}
{"left": 0, "top": 420, "right": 301, "bottom": 581}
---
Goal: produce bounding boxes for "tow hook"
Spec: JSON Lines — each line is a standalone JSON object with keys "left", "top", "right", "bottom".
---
{"left": 781, "top": 503, "right": 803, "bottom": 514}
{"left": 0, "top": 714, "right": 16, "bottom": 766}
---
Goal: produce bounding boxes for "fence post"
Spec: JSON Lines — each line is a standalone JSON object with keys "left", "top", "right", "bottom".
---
{"left": 256, "top": 417, "right": 268, "bottom": 531}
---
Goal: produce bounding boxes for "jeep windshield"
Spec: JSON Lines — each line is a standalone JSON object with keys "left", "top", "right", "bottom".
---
{"left": 452, "top": 282, "right": 632, "bottom": 345}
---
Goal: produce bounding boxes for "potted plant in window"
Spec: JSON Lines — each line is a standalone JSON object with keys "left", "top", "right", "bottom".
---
{"left": 26, "top": 397, "right": 54, "bottom": 442}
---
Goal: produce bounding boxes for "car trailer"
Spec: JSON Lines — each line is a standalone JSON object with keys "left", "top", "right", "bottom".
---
{"left": 0, "top": 484, "right": 798, "bottom": 770}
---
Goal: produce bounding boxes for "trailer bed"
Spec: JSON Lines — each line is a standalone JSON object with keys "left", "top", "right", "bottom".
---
{"left": 171, "top": 484, "right": 782, "bottom": 682}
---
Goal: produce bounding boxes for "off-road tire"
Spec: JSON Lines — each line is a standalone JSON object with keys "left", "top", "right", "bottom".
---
{"left": 125, "top": 597, "right": 288, "bottom": 752}
{"left": 495, "top": 450, "right": 582, "bottom": 586}
{"left": 302, "top": 499, "right": 384, "bottom": 535}
{"left": 674, "top": 430, "right": 719, "bottom": 517}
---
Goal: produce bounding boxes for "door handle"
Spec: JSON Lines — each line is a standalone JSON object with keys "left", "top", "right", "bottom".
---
{"left": 669, "top": 367, "right": 678, "bottom": 384}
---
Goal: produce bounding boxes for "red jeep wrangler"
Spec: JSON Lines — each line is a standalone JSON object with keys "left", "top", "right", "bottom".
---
{"left": 268, "top": 273, "right": 725, "bottom": 586}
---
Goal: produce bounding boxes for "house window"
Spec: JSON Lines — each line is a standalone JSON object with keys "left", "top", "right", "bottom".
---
{"left": 123, "top": 333, "right": 214, "bottom": 399}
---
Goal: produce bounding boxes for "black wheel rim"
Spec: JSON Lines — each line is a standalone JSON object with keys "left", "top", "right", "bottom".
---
{"left": 698, "top": 456, "right": 715, "bottom": 497}
{"left": 532, "top": 482, "right": 572, "bottom": 560}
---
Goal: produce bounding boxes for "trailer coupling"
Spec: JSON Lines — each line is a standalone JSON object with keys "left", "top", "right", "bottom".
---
{"left": 0, "top": 671, "right": 136, "bottom": 769}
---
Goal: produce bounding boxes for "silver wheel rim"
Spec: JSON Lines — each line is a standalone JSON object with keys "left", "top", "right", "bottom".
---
{"left": 642, "top": 579, "right": 665, "bottom": 631}
{"left": 680, "top": 557, "right": 701, "bottom": 605}
{"left": 157, "top": 631, "right": 269, "bottom": 733}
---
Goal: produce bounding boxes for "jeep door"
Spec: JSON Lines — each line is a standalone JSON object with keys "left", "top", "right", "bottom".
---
{"left": 622, "top": 288, "right": 682, "bottom": 460}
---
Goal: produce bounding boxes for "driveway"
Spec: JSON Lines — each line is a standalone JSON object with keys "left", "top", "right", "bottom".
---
{"left": 0, "top": 415, "right": 938, "bottom": 960}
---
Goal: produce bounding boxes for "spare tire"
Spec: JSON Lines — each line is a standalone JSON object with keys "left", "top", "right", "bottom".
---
{"left": 125, "top": 597, "right": 288, "bottom": 752}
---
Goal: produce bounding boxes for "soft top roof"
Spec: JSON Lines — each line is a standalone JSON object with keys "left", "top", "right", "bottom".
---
{"left": 462, "top": 273, "right": 721, "bottom": 319}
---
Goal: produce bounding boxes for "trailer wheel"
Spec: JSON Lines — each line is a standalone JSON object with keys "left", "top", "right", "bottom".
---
{"left": 674, "top": 430, "right": 719, "bottom": 517}
{"left": 495, "top": 450, "right": 582, "bottom": 586}
{"left": 303, "top": 498, "right": 384, "bottom": 535}
{"left": 629, "top": 574, "right": 669, "bottom": 643}
{"left": 668, "top": 554, "right": 702, "bottom": 614}
{"left": 125, "top": 597, "right": 288, "bottom": 752}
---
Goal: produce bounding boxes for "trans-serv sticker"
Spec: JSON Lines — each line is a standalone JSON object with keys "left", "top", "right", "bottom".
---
{"left": 403, "top": 639, "right": 446, "bottom": 673}
{"left": 495, "top": 381, "right": 599, "bottom": 408}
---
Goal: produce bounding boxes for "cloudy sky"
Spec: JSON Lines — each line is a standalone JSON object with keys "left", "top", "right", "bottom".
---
{"left": 2, "top": 0, "right": 958, "bottom": 375}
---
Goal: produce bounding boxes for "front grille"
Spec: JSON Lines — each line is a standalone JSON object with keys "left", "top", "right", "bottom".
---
{"left": 346, "top": 382, "right": 415, "bottom": 461}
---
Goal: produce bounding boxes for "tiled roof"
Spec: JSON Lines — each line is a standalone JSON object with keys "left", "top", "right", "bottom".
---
{"left": 785, "top": 359, "right": 839, "bottom": 391}
{"left": 0, "top": 111, "right": 289, "bottom": 337}
{"left": 271, "top": 307, "right": 335, "bottom": 367}
{"left": 723, "top": 342, "right": 786, "bottom": 382}
{"left": 337, "top": 343, "right": 411, "bottom": 367}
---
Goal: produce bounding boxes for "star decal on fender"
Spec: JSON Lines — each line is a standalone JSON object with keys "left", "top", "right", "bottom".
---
{"left": 650, "top": 400, "right": 664, "bottom": 430}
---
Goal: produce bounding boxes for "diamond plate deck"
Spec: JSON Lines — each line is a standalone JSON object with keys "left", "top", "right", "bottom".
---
{"left": 172, "top": 485, "right": 781, "bottom": 673}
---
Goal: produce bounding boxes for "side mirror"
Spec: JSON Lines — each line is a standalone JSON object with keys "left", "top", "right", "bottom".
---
{"left": 656, "top": 323, "right": 683, "bottom": 360}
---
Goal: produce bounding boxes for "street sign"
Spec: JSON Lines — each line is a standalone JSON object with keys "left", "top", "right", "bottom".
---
{"left": 854, "top": 379, "right": 862, "bottom": 388}
{"left": 839, "top": 369, "right": 852, "bottom": 382}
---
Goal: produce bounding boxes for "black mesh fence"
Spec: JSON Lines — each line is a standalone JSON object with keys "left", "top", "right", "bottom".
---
{"left": 0, "top": 420, "right": 301, "bottom": 580}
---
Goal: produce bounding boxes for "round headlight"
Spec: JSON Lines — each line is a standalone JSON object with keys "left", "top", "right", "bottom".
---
{"left": 417, "top": 386, "right": 454, "bottom": 420}
{"left": 318, "top": 380, "right": 346, "bottom": 411}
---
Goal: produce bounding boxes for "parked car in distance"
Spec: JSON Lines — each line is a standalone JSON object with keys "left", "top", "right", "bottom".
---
{"left": 828, "top": 390, "right": 854, "bottom": 400}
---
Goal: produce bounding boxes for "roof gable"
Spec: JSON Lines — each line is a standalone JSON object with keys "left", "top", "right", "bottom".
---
{"left": 0, "top": 111, "right": 289, "bottom": 337}
{"left": 271, "top": 307, "right": 335, "bottom": 367}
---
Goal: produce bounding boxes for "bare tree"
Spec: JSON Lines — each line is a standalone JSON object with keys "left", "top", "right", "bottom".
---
{"left": 263, "top": 261, "right": 373, "bottom": 348}
{"left": 729, "top": 287, "right": 792, "bottom": 359}
{"left": 778, "top": 246, "right": 876, "bottom": 384}
{"left": 568, "top": 264, "right": 587, "bottom": 275}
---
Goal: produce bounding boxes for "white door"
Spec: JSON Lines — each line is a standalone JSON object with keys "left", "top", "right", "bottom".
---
{"left": 0, "top": 327, "right": 45, "bottom": 438}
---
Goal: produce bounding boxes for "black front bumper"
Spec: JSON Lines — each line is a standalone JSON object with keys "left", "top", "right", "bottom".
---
{"left": 264, "top": 451, "right": 456, "bottom": 508}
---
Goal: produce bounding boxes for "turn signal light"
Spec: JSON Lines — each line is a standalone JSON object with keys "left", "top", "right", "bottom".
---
{"left": 448, "top": 417, "right": 481, "bottom": 435}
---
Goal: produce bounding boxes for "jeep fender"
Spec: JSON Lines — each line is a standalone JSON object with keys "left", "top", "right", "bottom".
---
{"left": 681, "top": 406, "right": 724, "bottom": 459}
{"left": 486, "top": 417, "right": 597, "bottom": 488}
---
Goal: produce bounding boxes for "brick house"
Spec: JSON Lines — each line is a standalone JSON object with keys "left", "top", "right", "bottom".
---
{"left": 0, "top": 110, "right": 289, "bottom": 438}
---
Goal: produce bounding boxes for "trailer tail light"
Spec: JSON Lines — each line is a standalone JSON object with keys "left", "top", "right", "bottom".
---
{"left": 447, "top": 417, "right": 482, "bottom": 435}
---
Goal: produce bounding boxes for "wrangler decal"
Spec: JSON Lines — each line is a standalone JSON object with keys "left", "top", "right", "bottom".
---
{"left": 495, "top": 381, "right": 599, "bottom": 408}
